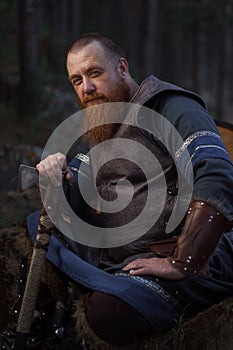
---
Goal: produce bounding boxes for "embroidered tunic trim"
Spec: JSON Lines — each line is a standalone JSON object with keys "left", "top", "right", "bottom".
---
{"left": 114, "top": 272, "right": 181, "bottom": 310}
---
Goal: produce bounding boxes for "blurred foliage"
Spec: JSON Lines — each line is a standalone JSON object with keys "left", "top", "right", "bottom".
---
{"left": 0, "top": 0, "right": 232, "bottom": 147}
{"left": 0, "top": 0, "right": 18, "bottom": 71}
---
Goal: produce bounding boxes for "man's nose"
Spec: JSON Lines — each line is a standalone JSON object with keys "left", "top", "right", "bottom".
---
{"left": 83, "top": 77, "right": 95, "bottom": 94}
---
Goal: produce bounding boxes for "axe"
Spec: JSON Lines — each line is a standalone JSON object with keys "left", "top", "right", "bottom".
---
{"left": 13, "top": 164, "right": 61, "bottom": 349}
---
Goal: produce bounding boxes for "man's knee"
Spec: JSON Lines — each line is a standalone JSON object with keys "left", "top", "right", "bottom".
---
{"left": 82, "top": 291, "right": 153, "bottom": 346}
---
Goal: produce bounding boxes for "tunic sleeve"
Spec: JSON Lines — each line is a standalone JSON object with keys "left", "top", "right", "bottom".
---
{"left": 152, "top": 93, "right": 233, "bottom": 221}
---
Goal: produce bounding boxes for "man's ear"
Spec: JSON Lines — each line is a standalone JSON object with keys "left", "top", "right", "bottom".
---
{"left": 117, "top": 58, "right": 129, "bottom": 78}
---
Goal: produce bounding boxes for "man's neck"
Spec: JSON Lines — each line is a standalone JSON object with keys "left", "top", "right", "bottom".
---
{"left": 128, "top": 79, "right": 139, "bottom": 101}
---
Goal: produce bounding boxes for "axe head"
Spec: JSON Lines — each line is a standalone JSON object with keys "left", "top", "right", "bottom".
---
{"left": 18, "top": 164, "right": 39, "bottom": 193}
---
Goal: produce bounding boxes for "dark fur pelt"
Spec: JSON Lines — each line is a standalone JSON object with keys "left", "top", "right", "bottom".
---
{"left": 0, "top": 223, "right": 146, "bottom": 349}
{"left": 0, "top": 221, "right": 80, "bottom": 349}
{"left": 0, "top": 223, "right": 27, "bottom": 331}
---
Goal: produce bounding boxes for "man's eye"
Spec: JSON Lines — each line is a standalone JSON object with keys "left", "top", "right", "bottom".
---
{"left": 72, "top": 78, "right": 82, "bottom": 86}
{"left": 90, "top": 70, "right": 101, "bottom": 77}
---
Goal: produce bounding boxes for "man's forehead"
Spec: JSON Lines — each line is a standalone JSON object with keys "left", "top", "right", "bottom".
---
{"left": 67, "top": 41, "right": 108, "bottom": 66}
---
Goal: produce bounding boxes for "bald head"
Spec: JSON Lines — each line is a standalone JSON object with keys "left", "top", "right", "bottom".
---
{"left": 67, "top": 32, "right": 126, "bottom": 66}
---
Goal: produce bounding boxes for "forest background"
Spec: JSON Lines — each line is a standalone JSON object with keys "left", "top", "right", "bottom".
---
{"left": 1, "top": 0, "right": 233, "bottom": 147}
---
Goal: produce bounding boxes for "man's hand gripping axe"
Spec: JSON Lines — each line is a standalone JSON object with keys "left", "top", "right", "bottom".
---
{"left": 13, "top": 164, "right": 61, "bottom": 349}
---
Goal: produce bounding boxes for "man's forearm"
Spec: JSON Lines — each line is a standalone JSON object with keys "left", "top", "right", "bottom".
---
{"left": 168, "top": 200, "right": 233, "bottom": 276}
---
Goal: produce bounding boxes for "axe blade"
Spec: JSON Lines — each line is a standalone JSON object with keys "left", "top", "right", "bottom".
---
{"left": 18, "top": 164, "right": 39, "bottom": 193}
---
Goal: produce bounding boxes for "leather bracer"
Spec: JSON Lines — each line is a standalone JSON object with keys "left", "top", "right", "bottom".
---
{"left": 168, "top": 201, "right": 233, "bottom": 276}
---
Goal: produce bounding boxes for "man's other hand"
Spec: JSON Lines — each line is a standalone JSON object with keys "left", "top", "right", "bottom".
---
{"left": 122, "top": 257, "right": 185, "bottom": 280}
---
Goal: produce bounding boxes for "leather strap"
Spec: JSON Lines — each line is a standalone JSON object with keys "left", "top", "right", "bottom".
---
{"left": 168, "top": 201, "right": 233, "bottom": 276}
{"left": 149, "top": 236, "right": 177, "bottom": 257}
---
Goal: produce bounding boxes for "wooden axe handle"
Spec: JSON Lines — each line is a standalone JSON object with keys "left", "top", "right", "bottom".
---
{"left": 16, "top": 206, "right": 54, "bottom": 334}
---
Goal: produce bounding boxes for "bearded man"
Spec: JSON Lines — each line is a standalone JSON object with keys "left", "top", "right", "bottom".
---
{"left": 2, "top": 33, "right": 233, "bottom": 349}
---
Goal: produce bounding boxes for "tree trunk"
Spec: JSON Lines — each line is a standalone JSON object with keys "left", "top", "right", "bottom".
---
{"left": 47, "top": 0, "right": 70, "bottom": 68}
{"left": 143, "top": 0, "right": 158, "bottom": 77}
{"left": 120, "top": 0, "right": 142, "bottom": 80}
{"left": 216, "top": 1, "right": 232, "bottom": 121}
{"left": 69, "top": 0, "right": 81, "bottom": 40}
{"left": 18, "top": 0, "right": 38, "bottom": 118}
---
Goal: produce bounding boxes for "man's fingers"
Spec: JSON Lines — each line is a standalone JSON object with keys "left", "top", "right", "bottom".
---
{"left": 129, "top": 267, "right": 150, "bottom": 276}
{"left": 65, "top": 170, "right": 74, "bottom": 182}
{"left": 47, "top": 158, "right": 63, "bottom": 185}
{"left": 36, "top": 153, "right": 67, "bottom": 186}
{"left": 56, "top": 152, "right": 68, "bottom": 171}
{"left": 122, "top": 258, "right": 145, "bottom": 271}
{"left": 37, "top": 162, "right": 60, "bottom": 186}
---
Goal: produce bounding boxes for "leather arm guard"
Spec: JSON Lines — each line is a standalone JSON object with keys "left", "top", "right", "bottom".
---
{"left": 168, "top": 201, "right": 233, "bottom": 276}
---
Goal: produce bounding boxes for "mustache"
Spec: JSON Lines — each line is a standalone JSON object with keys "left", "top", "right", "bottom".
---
{"left": 83, "top": 93, "right": 108, "bottom": 103}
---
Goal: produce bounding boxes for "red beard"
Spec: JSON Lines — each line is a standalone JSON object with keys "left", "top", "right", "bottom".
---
{"left": 80, "top": 80, "right": 131, "bottom": 145}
